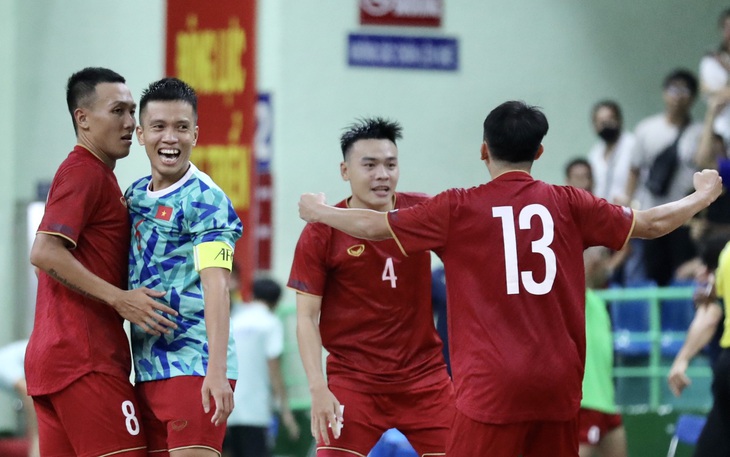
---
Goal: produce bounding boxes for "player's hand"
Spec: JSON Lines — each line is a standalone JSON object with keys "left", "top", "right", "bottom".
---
{"left": 202, "top": 372, "right": 234, "bottom": 426}
{"left": 309, "top": 385, "right": 343, "bottom": 445}
{"left": 111, "top": 288, "right": 178, "bottom": 335}
{"left": 281, "top": 409, "right": 301, "bottom": 441}
{"left": 668, "top": 358, "right": 691, "bottom": 397}
{"left": 299, "top": 193, "right": 327, "bottom": 223}
{"left": 693, "top": 169, "right": 722, "bottom": 204}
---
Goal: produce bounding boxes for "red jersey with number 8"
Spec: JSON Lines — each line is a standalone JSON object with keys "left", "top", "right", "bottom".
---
{"left": 386, "top": 171, "right": 634, "bottom": 423}
{"left": 288, "top": 192, "right": 449, "bottom": 394}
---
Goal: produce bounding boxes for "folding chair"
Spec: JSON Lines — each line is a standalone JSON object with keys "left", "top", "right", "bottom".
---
{"left": 666, "top": 413, "right": 706, "bottom": 457}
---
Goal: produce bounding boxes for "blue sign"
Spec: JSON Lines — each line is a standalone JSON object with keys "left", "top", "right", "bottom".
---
{"left": 255, "top": 93, "right": 273, "bottom": 174}
{"left": 348, "top": 33, "right": 458, "bottom": 71}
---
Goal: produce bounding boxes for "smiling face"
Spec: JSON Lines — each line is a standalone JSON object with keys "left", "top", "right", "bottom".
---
{"left": 137, "top": 100, "right": 198, "bottom": 190}
{"left": 75, "top": 82, "right": 136, "bottom": 167}
{"left": 340, "top": 138, "right": 399, "bottom": 211}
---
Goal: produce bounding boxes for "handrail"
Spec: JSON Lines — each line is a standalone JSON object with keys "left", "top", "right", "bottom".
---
{"left": 594, "top": 285, "right": 712, "bottom": 411}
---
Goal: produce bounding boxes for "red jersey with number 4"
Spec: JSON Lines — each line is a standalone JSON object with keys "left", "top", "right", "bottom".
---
{"left": 387, "top": 172, "right": 634, "bottom": 423}
{"left": 288, "top": 192, "right": 449, "bottom": 393}
{"left": 25, "top": 146, "right": 132, "bottom": 396}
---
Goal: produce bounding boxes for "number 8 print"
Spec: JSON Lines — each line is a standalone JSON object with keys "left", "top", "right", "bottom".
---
{"left": 122, "top": 400, "right": 140, "bottom": 436}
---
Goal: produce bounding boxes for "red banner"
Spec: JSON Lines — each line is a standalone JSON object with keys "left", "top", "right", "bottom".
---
{"left": 360, "top": 0, "right": 443, "bottom": 27}
{"left": 166, "top": 0, "right": 257, "bottom": 300}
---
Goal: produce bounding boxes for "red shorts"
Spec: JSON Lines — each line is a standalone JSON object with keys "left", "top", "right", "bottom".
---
{"left": 577, "top": 408, "right": 623, "bottom": 445}
{"left": 32, "top": 372, "right": 147, "bottom": 457}
{"left": 446, "top": 409, "right": 578, "bottom": 457}
{"left": 135, "top": 376, "right": 235, "bottom": 455}
{"left": 317, "top": 377, "right": 455, "bottom": 456}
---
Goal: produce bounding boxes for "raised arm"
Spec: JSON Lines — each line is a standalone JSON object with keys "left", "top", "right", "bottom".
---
{"left": 631, "top": 169, "right": 722, "bottom": 239}
{"left": 298, "top": 193, "right": 392, "bottom": 240}
{"left": 296, "top": 292, "right": 343, "bottom": 445}
{"left": 30, "top": 233, "right": 177, "bottom": 334}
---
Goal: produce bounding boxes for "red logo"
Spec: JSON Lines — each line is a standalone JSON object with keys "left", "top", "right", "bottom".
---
{"left": 171, "top": 419, "right": 188, "bottom": 431}
{"left": 155, "top": 205, "right": 173, "bottom": 221}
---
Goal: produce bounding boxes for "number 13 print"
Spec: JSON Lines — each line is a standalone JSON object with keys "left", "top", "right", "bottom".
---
{"left": 492, "top": 204, "right": 556, "bottom": 295}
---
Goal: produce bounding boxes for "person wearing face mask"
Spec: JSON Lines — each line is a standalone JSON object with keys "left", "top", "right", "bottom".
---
{"left": 587, "top": 100, "right": 636, "bottom": 204}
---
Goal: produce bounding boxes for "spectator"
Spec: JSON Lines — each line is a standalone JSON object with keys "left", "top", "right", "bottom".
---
{"left": 624, "top": 69, "right": 704, "bottom": 286}
{"left": 226, "top": 276, "right": 300, "bottom": 457}
{"left": 587, "top": 100, "right": 636, "bottom": 203}
{"left": 0, "top": 340, "right": 38, "bottom": 457}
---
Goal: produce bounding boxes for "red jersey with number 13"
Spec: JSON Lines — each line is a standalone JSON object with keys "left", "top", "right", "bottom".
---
{"left": 288, "top": 192, "right": 449, "bottom": 393}
{"left": 387, "top": 171, "right": 634, "bottom": 423}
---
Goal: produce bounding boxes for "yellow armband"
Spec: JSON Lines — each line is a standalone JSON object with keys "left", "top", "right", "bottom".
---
{"left": 194, "top": 241, "right": 234, "bottom": 272}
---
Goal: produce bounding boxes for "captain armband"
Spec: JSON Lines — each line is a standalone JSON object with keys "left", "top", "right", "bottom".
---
{"left": 194, "top": 241, "right": 234, "bottom": 272}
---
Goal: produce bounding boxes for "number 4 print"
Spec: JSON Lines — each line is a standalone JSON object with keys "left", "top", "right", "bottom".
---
{"left": 492, "top": 205, "right": 556, "bottom": 296}
{"left": 382, "top": 257, "right": 397, "bottom": 288}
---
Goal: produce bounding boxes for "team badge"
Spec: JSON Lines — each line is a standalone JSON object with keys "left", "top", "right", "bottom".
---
{"left": 347, "top": 244, "right": 365, "bottom": 257}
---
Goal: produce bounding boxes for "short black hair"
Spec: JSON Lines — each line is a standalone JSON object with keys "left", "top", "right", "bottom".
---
{"left": 663, "top": 68, "right": 698, "bottom": 98}
{"left": 483, "top": 101, "right": 549, "bottom": 163}
{"left": 340, "top": 117, "right": 403, "bottom": 159}
{"left": 699, "top": 235, "right": 730, "bottom": 271}
{"left": 139, "top": 77, "right": 198, "bottom": 122}
{"left": 253, "top": 278, "right": 282, "bottom": 307}
{"left": 591, "top": 99, "right": 623, "bottom": 124}
{"left": 66, "top": 67, "right": 126, "bottom": 134}
{"left": 564, "top": 157, "right": 592, "bottom": 179}
{"left": 718, "top": 8, "right": 730, "bottom": 28}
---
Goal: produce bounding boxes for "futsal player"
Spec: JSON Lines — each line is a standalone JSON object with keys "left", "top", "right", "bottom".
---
{"left": 297, "top": 101, "right": 722, "bottom": 456}
{"left": 289, "top": 117, "right": 454, "bottom": 456}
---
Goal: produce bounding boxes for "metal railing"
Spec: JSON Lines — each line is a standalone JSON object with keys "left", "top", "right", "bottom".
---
{"left": 594, "top": 286, "right": 713, "bottom": 411}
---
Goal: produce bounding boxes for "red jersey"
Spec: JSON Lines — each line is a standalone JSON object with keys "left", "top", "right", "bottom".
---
{"left": 289, "top": 192, "right": 449, "bottom": 393}
{"left": 387, "top": 172, "right": 634, "bottom": 423}
{"left": 25, "top": 146, "right": 132, "bottom": 396}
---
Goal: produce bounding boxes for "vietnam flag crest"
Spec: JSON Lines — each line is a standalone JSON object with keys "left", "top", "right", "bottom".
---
{"left": 155, "top": 205, "right": 173, "bottom": 221}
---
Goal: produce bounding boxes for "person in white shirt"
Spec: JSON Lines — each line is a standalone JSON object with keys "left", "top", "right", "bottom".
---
{"left": 225, "top": 276, "right": 300, "bottom": 457}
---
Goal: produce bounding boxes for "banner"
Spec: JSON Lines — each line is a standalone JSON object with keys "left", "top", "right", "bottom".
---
{"left": 360, "top": 0, "right": 443, "bottom": 27}
{"left": 166, "top": 0, "right": 257, "bottom": 299}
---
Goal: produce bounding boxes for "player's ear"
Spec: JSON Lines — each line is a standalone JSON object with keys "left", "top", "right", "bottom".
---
{"left": 74, "top": 108, "right": 88, "bottom": 131}
{"left": 480, "top": 141, "right": 490, "bottom": 162}
{"left": 534, "top": 144, "right": 545, "bottom": 161}
{"left": 192, "top": 126, "right": 199, "bottom": 147}
{"left": 340, "top": 161, "right": 349, "bottom": 181}
{"left": 136, "top": 125, "right": 145, "bottom": 145}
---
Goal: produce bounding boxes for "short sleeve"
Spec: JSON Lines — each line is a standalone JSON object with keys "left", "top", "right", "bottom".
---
{"left": 0, "top": 340, "right": 28, "bottom": 392}
{"left": 700, "top": 55, "right": 728, "bottom": 92}
{"left": 38, "top": 163, "right": 102, "bottom": 246}
{"left": 185, "top": 187, "right": 243, "bottom": 249}
{"left": 265, "top": 317, "right": 284, "bottom": 359}
{"left": 568, "top": 187, "right": 634, "bottom": 251}
{"left": 716, "top": 245, "right": 730, "bottom": 300}
{"left": 387, "top": 190, "right": 451, "bottom": 256}
{"left": 288, "top": 223, "right": 329, "bottom": 296}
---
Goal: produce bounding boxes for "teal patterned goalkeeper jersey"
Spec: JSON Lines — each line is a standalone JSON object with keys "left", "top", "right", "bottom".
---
{"left": 126, "top": 164, "right": 242, "bottom": 382}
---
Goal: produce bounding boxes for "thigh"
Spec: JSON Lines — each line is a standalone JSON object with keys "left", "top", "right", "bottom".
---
{"left": 33, "top": 395, "right": 75, "bottom": 457}
{"left": 447, "top": 410, "right": 525, "bottom": 457}
{"left": 319, "top": 385, "right": 384, "bottom": 456}
{"left": 137, "top": 376, "right": 234, "bottom": 455}
{"left": 524, "top": 419, "right": 579, "bottom": 457}
{"left": 47, "top": 373, "right": 147, "bottom": 457}
{"left": 394, "top": 378, "right": 455, "bottom": 456}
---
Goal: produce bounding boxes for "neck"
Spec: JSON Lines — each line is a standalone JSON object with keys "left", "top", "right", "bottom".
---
{"left": 77, "top": 142, "right": 115, "bottom": 169}
{"left": 666, "top": 111, "right": 689, "bottom": 126}
{"left": 488, "top": 160, "right": 532, "bottom": 180}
